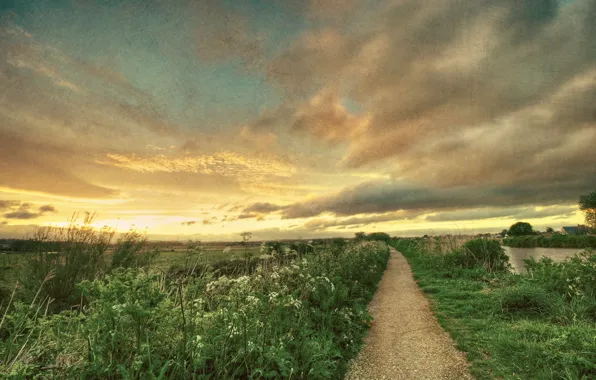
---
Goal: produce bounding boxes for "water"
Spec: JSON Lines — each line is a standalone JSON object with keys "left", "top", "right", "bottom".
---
{"left": 503, "top": 246, "right": 587, "bottom": 273}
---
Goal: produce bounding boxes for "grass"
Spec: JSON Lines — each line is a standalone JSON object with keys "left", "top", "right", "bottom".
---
{"left": 0, "top": 220, "right": 390, "bottom": 379}
{"left": 503, "top": 235, "right": 596, "bottom": 249}
{"left": 392, "top": 238, "right": 596, "bottom": 379}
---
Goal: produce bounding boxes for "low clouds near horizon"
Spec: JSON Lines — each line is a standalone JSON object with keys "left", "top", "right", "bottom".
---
{"left": 0, "top": 0, "right": 594, "bottom": 239}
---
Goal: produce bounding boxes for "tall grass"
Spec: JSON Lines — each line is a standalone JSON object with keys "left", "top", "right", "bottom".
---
{"left": 1, "top": 238, "right": 390, "bottom": 379}
{"left": 393, "top": 237, "right": 596, "bottom": 379}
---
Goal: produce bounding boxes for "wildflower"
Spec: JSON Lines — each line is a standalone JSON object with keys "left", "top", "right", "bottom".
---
{"left": 268, "top": 292, "right": 279, "bottom": 302}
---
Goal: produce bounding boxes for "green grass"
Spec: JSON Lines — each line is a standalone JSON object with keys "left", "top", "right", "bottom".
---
{"left": 503, "top": 235, "right": 596, "bottom": 249}
{"left": 393, "top": 239, "right": 596, "bottom": 380}
{"left": 1, "top": 236, "right": 390, "bottom": 379}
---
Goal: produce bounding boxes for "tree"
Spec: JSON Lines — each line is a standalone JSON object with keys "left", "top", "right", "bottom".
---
{"left": 545, "top": 227, "right": 554, "bottom": 234}
{"left": 508, "top": 222, "right": 534, "bottom": 236}
{"left": 354, "top": 232, "right": 367, "bottom": 241}
{"left": 368, "top": 232, "right": 391, "bottom": 243}
{"left": 579, "top": 191, "right": 596, "bottom": 231}
{"left": 499, "top": 229, "right": 508, "bottom": 238}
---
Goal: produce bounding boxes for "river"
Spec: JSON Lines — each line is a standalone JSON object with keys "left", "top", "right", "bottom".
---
{"left": 503, "top": 246, "right": 588, "bottom": 273}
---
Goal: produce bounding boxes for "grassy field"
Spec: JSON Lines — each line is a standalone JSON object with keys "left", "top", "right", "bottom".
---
{"left": 392, "top": 237, "right": 596, "bottom": 379}
{"left": 0, "top": 223, "right": 390, "bottom": 379}
{"left": 0, "top": 246, "right": 260, "bottom": 287}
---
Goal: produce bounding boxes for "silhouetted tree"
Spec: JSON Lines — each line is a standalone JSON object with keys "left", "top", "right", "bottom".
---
{"left": 508, "top": 222, "right": 534, "bottom": 236}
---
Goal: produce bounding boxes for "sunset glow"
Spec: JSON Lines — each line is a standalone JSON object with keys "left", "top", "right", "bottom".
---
{"left": 1, "top": 0, "right": 594, "bottom": 241}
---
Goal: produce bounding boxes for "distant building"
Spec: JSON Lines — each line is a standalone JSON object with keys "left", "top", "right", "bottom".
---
{"left": 560, "top": 225, "right": 589, "bottom": 235}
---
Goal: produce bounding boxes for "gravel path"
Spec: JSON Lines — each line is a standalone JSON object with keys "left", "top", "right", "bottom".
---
{"left": 345, "top": 247, "right": 473, "bottom": 380}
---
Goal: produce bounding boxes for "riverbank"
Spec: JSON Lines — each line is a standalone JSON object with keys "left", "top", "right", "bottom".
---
{"left": 503, "top": 234, "right": 596, "bottom": 248}
{"left": 392, "top": 238, "right": 596, "bottom": 379}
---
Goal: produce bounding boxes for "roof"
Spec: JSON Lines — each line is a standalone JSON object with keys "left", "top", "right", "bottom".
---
{"left": 561, "top": 226, "right": 588, "bottom": 234}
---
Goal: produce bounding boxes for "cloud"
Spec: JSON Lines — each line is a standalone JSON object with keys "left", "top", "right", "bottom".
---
{"left": 303, "top": 210, "right": 415, "bottom": 230}
{"left": 244, "top": 202, "right": 285, "bottom": 213}
{"left": 1, "top": 201, "right": 58, "bottom": 220}
{"left": 4, "top": 211, "right": 40, "bottom": 220}
{"left": 0, "top": 201, "right": 20, "bottom": 211}
{"left": 39, "top": 205, "right": 57, "bottom": 213}
{"left": 264, "top": 0, "right": 596, "bottom": 191}
{"left": 193, "top": 0, "right": 265, "bottom": 67}
{"left": 292, "top": 89, "right": 368, "bottom": 144}
{"left": 265, "top": 177, "right": 595, "bottom": 219}
{"left": 0, "top": 130, "right": 118, "bottom": 198}
{"left": 425, "top": 205, "right": 578, "bottom": 222}
{"left": 181, "top": 220, "right": 196, "bottom": 226}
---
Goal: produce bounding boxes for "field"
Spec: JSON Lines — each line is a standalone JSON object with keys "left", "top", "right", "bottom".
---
{"left": 392, "top": 237, "right": 596, "bottom": 379}
{"left": 0, "top": 225, "right": 390, "bottom": 379}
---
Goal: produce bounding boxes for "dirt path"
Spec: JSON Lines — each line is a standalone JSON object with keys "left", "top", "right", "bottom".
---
{"left": 345, "top": 247, "right": 473, "bottom": 380}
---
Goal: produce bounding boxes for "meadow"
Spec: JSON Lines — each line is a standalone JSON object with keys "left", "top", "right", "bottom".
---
{"left": 392, "top": 237, "right": 596, "bottom": 379}
{"left": 0, "top": 222, "right": 390, "bottom": 379}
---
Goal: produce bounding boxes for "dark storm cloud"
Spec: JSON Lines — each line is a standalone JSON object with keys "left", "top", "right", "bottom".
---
{"left": 303, "top": 211, "right": 415, "bottom": 230}
{"left": 257, "top": 176, "right": 594, "bottom": 219}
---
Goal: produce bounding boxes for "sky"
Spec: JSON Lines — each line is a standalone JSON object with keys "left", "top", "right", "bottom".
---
{"left": 0, "top": 0, "right": 594, "bottom": 241}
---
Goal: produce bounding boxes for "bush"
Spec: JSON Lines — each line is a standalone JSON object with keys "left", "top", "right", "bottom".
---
{"left": 449, "top": 239, "right": 510, "bottom": 272}
{"left": 524, "top": 250, "right": 596, "bottom": 300}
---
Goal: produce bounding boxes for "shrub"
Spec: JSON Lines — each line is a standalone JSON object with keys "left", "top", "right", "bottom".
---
{"left": 454, "top": 239, "right": 510, "bottom": 272}
{"left": 524, "top": 250, "right": 596, "bottom": 300}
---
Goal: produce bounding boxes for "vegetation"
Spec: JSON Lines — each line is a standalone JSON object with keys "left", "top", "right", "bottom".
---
{"left": 0, "top": 219, "right": 390, "bottom": 379}
{"left": 392, "top": 237, "right": 596, "bottom": 379}
{"left": 503, "top": 234, "right": 596, "bottom": 248}
{"left": 354, "top": 232, "right": 391, "bottom": 244}
{"left": 507, "top": 222, "right": 535, "bottom": 236}
{"left": 579, "top": 191, "right": 596, "bottom": 232}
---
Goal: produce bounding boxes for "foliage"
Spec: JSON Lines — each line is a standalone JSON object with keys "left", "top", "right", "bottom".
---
{"left": 392, "top": 239, "right": 596, "bottom": 379}
{"left": 524, "top": 250, "right": 596, "bottom": 302}
{"left": 0, "top": 241, "right": 390, "bottom": 379}
{"left": 458, "top": 239, "right": 510, "bottom": 272}
{"left": 20, "top": 213, "right": 113, "bottom": 312}
{"left": 354, "top": 232, "right": 391, "bottom": 243}
{"left": 507, "top": 221, "right": 535, "bottom": 236}
{"left": 110, "top": 229, "right": 158, "bottom": 270}
{"left": 579, "top": 191, "right": 596, "bottom": 231}
{"left": 503, "top": 234, "right": 596, "bottom": 248}
{"left": 545, "top": 227, "right": 554, "bottom": 233}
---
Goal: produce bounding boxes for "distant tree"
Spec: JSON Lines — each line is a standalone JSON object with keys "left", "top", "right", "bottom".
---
{"left": 354, "top": 232, "right": 367, "bottom": 241}
{"left": 368, "top": 232, "right": 391, "bottom": 243}
{"left": 579, "top": 191, "right": 596, "bottom": 231}
{"left": 508, "top": 222, "right": 534, "bottom": 236}
{"left": 545, "top": 227, "right": 554, "bottom": 234}
{"left": 499, "top": 229, "right": 508, "bottom": 238}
